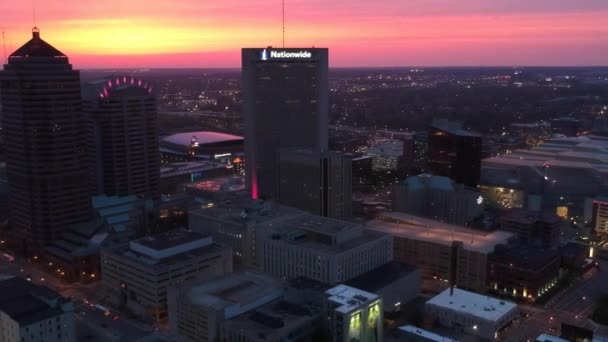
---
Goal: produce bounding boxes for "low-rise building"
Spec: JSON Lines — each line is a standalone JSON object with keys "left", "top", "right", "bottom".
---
{"left": 488, "top": 245, "right": 561, "bottom": 301}
{"left": 101, "top": 230, "right": 232, "bottom": 322}
{"left": 324, "top": 285, "right": 383, "bottom": 342}
{"left": 399, "top": 325, "right": 458, "bottom": 342}
{"left": 0, "top": 277, "right": 76, "bottom": 342}
{"left": 345, "top": 261, "right": 421, "bottom": 313}
{"left": 367, "top": 212, "right": 514, "bottom": 292}
{"left": 168, "top": 272, "right": 282, "bottom": 342}
{"left": 425, "top": 288, "right": 518, "bottom": 340}
{"left": 259, "top": 214, "right": 393, "bottom": 284}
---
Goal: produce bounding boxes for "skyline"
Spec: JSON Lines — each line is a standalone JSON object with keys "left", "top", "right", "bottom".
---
{"left": 2, "top": 1, "right": 608, "bottom": 68}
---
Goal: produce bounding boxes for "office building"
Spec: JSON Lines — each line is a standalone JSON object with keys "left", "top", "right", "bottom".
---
{"left": 101, "top": 230, "right": 232, "bottom": 321}
{"left": 168, "top": 272, "right": 283, "bottom": 342}
{"left": 367, "top": 140, "right": 407, "bottom": 171}
{"left": 242, "top": 48, "right": 329, "bottom": 199}
{"left": 590, "top": 195, "right": 608, "bottom": 235}
{"left": 425, "top": 288, "right": 518, "bottom": 340}
{"left": 278, "top": 149, "right": 352, "bottom": 219}
{"left": 84, "top": 75, "right": 160, "bottom": 198}
{"left": 428, "top": 120, "right": 482, "bottom": 187}
{"left": 0, "top": 28, "right": 91, "bottom": 250}
{"left": 160, "top": 131, "right": 244, "bottom": 165}
{"left": 367, "top": 212, "right": 513, "bottom": 292}
{"left": 0, "top": 277, "right": 75, "bottom": 342}
{"left": 259, "top": 214, "right": 393, "bottom": 284}
{"left": 498, "top": 209, "right": 561, "bottom": 249}
{"left": 189, "top": 194, "right": 305, "bottom": 267}
{"left": 481, "top": 135, "right": 608, "bottom": 217}
{"left": 345, "top": 261, "right": 421, "bottom": 313}
{"left": 324, "top": 285, "right": 382, "bottom": 342}
{"left": 392, "top": 174, "right": 483, "bottom": 225}
{"left": 488, "top": 245, "right": 561, "bottom": 301}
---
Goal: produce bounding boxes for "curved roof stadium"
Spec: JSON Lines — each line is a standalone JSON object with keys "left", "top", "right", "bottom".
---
{"left": 161, "top": 131, "right": 244, "bottom": 147}
{"left": 83, "top": 75, "right": 154, "bottom": 100}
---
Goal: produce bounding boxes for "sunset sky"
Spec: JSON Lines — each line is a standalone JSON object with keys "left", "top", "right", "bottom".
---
{"left": 1, "top": 0, "right": 608, "bottom": 68}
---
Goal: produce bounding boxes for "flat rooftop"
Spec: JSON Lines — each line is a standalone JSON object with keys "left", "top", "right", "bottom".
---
{"left": 160, "top": 161, "right": 228, "bottom": 178}
{"left": 133, "top": 230, "right": 208, "bottom": 251}
{"left": 326, "top": 284, "right": 379, "bottom": 314}
{"left": 399, "top": 325, "right": 458, "bottom": 342}
{"left": 185, "top": 272, "right": 282, "bottom": 318}
{"left": 187, "top": 175, "right": 245, "bottom": 193}
{"left": 426, "top": 288, "right": 517, "bottom": 323}
{"left": 0, "top": 277, "right": 68, "bottom": 325}
{"left": 161, "top": 131, "right": 243, "bottom": 147}
{"left": 500, "top": 209, "right": 560, "bottom": 225}
{"left": 490, "top": 245, "right": 560, "bottom": 270}
{"left": 367, "top": 212, "right": 513, "bottom": 254}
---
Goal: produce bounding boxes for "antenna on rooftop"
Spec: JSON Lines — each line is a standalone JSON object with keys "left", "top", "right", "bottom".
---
{"left": 33, "top": 0, "right": 38, "bottom": 27}
{"left": 282, "top": 0, "right": 286, "bottom": 47}
{"left": 1, "top": 28, "right": 6, "bottom": 64}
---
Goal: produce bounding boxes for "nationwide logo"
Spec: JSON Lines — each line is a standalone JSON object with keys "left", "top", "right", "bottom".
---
{"left": 260, "top": 49, "right": 312, "bottom": 60}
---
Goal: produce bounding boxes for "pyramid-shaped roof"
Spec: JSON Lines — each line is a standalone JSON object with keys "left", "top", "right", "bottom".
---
{"left": 9, "top": 27, "right": 67, "bottom": 59}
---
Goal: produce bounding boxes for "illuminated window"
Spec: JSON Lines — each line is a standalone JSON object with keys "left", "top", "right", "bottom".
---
{"left": 556, "top": 206, "right": 568, "bottom": 218}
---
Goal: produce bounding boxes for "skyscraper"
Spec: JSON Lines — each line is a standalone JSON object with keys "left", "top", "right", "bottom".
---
{"left": 428, "top": 120, "right": 482, "bottom": 187}
{"left": 0, "top": 28, "right": 91, "bottom": 249}
{"left": 278, "top": 149, "right": 352, "bottom": 219}
{"left": 242, "top": 48, "right": 329, "bottom": 199}
{"left": 84, "top": 75, "right": 160, "bottom": 198}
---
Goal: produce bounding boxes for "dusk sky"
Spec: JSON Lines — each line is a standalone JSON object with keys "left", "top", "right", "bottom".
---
{"left": 2, "top": 0, "right": 608, "bottom": 68}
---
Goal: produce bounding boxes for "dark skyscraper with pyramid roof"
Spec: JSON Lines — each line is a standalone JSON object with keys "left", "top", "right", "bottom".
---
{"left": 0, "top": 28, "right": 91, "bottom": 250}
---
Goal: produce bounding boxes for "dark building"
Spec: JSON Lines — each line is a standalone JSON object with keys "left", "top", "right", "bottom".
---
{"left": 0, "top": 28, "right": 91, "bottom": 250}
{"left": 427, "top": 120, "right": 481, "bottom": 187}
{"left": 488, "top": 245, "right": 561, "bottom": 301}
{"left": 499, "top": 209, "right": 561, "bottom": 249}
{"left": 242, "top": 48, "right": 329, "bottom": 200}
{"left": 277, "top": 149, "right": 352, "bottom": 220}
{"left": 551, "top": 117, "right": 581, "bottom": 137}
{"left": 84, "top": 75, "right": 160, "bottom": 198}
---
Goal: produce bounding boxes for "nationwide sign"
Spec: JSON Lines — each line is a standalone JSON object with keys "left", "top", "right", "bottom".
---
{"left": 260, "top": 49, "right": 312, "bottom": 60}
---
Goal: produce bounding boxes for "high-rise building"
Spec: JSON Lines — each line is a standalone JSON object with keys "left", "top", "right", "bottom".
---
{"left": 428, "top": 120, "right": 481, "bottom": 187}
{"left": 0, "top": 28, "right": 91, "bottom": 250}
{"left": 83, "top": 75, "right": 160, "bottom": 198}
{"left": 277, "top": 149, "right": 352, "bottom": 219}
{"left": 242, "top": 48, "right": 329, "bottom": 199}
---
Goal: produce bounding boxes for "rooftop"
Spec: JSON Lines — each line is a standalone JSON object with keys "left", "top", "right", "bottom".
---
{"left": 9, "top": 28, "right": 67, "bottom": 61}
{"left": 325, "top": 284, "right": 379, "bottom": 314}
{"left": 0, "top": 277, "right": 69, "bottom": 325}
{"left": 345, "top": 261, "right": 419, "bottom": 293}
{"left": 426, "top": 288, "right": 517, "bottom": 323}
{"left": 367, "top": 212, "right": 513, "bottom": 254}
{"left": 431, "top": 119, "right": 480, "bottom": 137}
{"left": 184, "top": 272, "right": 282, "bottom": 319}
{"left": 161, "top": 131, "right": 243, "bottom": 147}
{"left": 399, "top": 174, "right": 456, "bottom": 192}
{"left": 187, "top": 175, "right": 245, "bottom": 194}
{"left": 490, "top": 245, "right": 560, "bottom": 270}
{"left": 399, "top": 325, "right": 459, "bottom": 342}
{"left": 133, "top": 230, "right": 209, "bottom": 252}
{"left": 536, "top": 334, "right": 569, "bottom": 342}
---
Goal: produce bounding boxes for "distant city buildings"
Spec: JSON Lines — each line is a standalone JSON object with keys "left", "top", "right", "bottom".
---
{"left": 428, "top": 120, "right": 482, "bottom": 187}
{"left": 367, "top": 140, "right": 407, "bottom": 171}
{"left": 424, "top": 288, "right": 519, "bottom": 340}
{"left": 367, "top": 212, "right": 514, "bottom": 292}
{"left": 159, "top": 161, "right": 232, "bottom": 196}
{"left": 392, "top": 174, "right": 483, "bottom": 225}
{"left": 101, "top": 230, "right": 232, "bottom": 322}
{"left": 551, "top": 117, "right": 581, "bottom": 137}
{"left": 242, "top": 48, "right": 329, "bottom": 200}
{"left": 277, "top": 149, "right": 352, "bottom": 219}
{"left": 0, "top": 28, "right": 92, "bottom": 251}
{"left": 589, "top": 195, "right": 608, "bottom": 235}
{"left": 84, "top": 75, "right": 160, "bottom": 198}
{"left": 481, "top": 135, "right": 608, "bottom": 217}
{"left": 0, "top": 277, "right": 76, "bottom": 342}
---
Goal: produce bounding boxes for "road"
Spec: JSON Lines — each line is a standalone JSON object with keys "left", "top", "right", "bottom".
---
{"left": 0, "top": 252, "right": 159, "bottom": 341}
{"left": 507, "top": 260, "right": 608, "bottom": 342}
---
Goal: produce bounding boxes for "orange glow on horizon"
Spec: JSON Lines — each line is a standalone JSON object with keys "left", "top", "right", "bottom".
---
{"left": 2, "top": 1, "right": 608, "bottom": 67}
